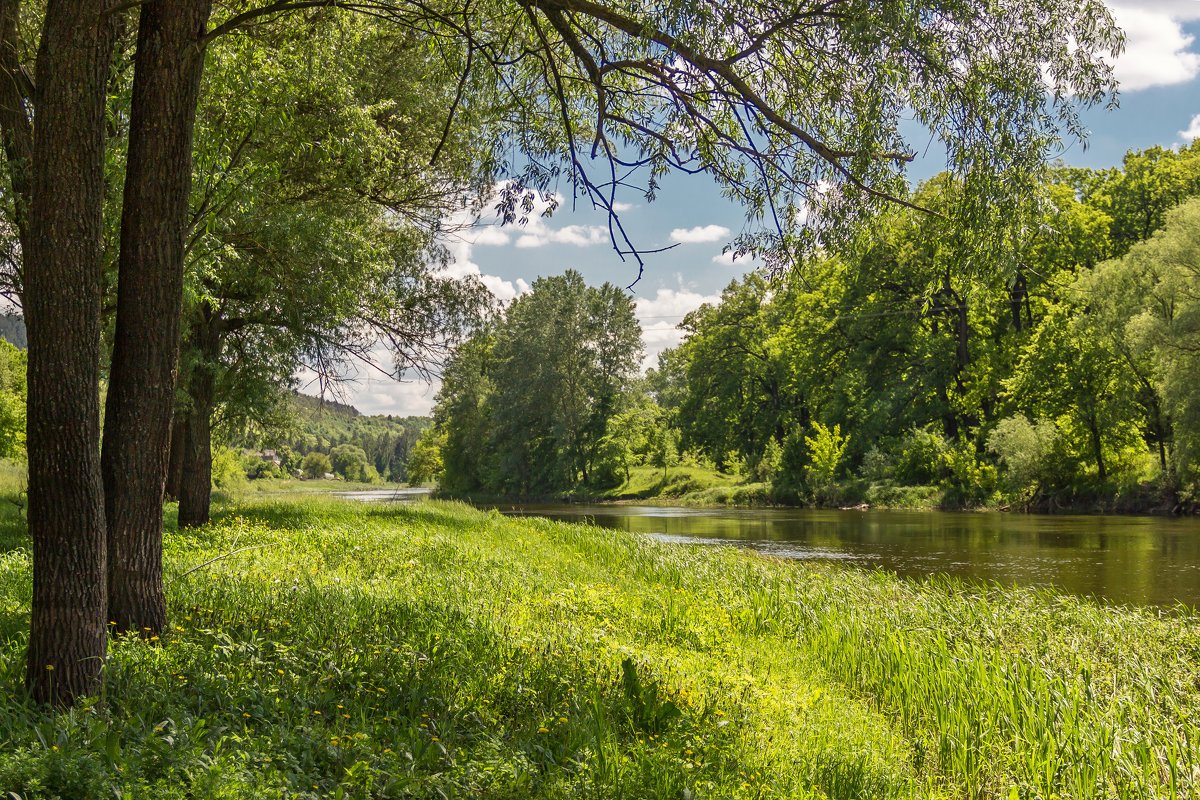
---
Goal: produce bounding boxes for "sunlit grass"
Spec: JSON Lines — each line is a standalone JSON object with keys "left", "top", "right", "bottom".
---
{"left": 0, "top": 492, "right": 1196, "bottom": 798}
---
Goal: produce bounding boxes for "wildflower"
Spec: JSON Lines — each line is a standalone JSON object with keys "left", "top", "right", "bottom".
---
{"left": 45, "top": 664, "right": 54, "bottom": 671}
{"left": 243, "top": 713, "right": 251, "bottom": 718}
{"left": 537, "top": 727, "right": 549, "bottom": 733}
{"left": 312, "top": 710, "right": 322, "bottom": 715}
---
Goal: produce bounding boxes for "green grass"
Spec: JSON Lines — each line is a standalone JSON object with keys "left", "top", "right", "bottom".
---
{"left": 602, "top": 465, "right": 749, "bottom": 503}
{"left": 0, "top": 491, "right": 1197, "bottom": 798}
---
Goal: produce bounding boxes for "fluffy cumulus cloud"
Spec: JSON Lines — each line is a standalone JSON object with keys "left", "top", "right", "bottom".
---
{"left": 353, "top": 376, "right": 442, "bottom": 416}
{"left": 439, "top": 232, "right": 530, "bottom": 302}
{"left": 711, "top": 250, "right": 762, "bottom": 268}
{"left": 1107, "top": 1, "right": 1200, "bottom": 91}
{"left": 514, "top": 223, "right": 608, "bottom": 248}
{"left": 634, "top": 286, "right": 719, "bottom": 369}
{"left": 1181, "top": 113, "right": 1200, "bottom": 140}
{"left": 669, "top": 224, "right": 731, "bottom": 244}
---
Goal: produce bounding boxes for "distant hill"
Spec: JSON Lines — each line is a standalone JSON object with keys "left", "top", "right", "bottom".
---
{"left": 291, "top": 391, "right": 360, "bottom": 418}
{"left": 280, "top": 391, "right": 431, "bottom": 482}
{"left": 0, "top": 313, "right": 26, "bottom": 349}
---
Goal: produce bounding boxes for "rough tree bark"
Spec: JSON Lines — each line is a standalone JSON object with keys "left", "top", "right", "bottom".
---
{"left": 23, "top": 0, "right": 118, "bottom": 705}
{"left": 177, "top": 309, "right": 221, "bottom": 528}
{"left": 102, "top": 0, "right": 213, "bottom": 637}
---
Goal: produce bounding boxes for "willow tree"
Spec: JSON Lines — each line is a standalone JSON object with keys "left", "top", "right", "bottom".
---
{"left": 0, "top": 0, "right": 1122, "bottom": 704}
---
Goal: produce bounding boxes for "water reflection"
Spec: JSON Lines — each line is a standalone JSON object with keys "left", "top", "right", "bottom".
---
{"left": 493, "top": 504, "right": 1200, "bottom": 608}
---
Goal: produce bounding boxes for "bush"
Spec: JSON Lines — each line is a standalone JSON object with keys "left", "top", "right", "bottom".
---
{"left": 330, "top": 444, "right": 373, "bottom": 482}
{"left": 894, "top": 426, "right": 949, "bottom": 485}
{"left": 804, "top": 422, "right": 850, "bottom": 502}
{"left": 986, "top": 414, "right": 1060, "bottom": 494}
{"left": 211, "top": 446, "right": 246, "bottom": 492}
{"left": 749, "top": 437, "right": 782, "bottom": 483}
{"left": 301, "top": 451, "right": 332, "bottom": 479}
{"left": 939, "top": 439, "right": 998, "bottom": 507}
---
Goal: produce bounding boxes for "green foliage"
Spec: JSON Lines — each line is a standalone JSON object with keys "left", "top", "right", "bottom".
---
{"left": 749, "top": 438, "right": 782, "bottom": 484}
{"left": 329, "top": 444, "right": 375, "bottom": 483}
{"left": 652, "top": 148, "right": 1200, "bottom": 507}
{"left": 301, "top": 451, "right": 332, "bottom": 480}
{"left": 436, "top": 270, "right": 642, "bottom": 497}
{"left": 406, "top": 428, "right": 445, "bottom": 486}
{"left": 210, "top": 446, "right": 246, "bottom": 492}
{"left": 804, "top": 423, "right": 850, "bottom": 500}
{"left": 893, "top": 428, "right": 950, "bottom": 486}
{"left": 987, "top": 415, "right": 1061, "bottom": 495}
{"left": 0, "top": 340, "right": 25, "bottom": 460}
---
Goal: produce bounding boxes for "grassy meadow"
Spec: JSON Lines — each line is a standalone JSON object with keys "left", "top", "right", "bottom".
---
{"left": 0, "top": 476, "right": 1196, "bottom": 797}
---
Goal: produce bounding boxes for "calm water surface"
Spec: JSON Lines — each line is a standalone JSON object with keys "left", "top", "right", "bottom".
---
{"left": 491, "top": 503, "right": 1200, "bottom": 608}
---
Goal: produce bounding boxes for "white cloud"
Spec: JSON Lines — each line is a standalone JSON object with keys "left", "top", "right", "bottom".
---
{"left": 469, "top": 226, "right": 510, "bottom": 246}
{"left": 634, "top": 287, "right": 719, "bottom": 369}
{"left": 514, "top": 222, "right": 608, "bottom": 249}
{"left": 1181, "top": 113, "right": 1200, "bottom": 140}
{"left": 669, "top": 224, "right": 731, "bottom": 244}
{"left": 352, "top": 378, "right": 441, "bottom": 416}
{"left": 711, "top": 250, "right": 762, "bottom": 268}
{"left": 1108, "top": 2, "right": 1200, "bottom": 91}
{"left": 611, "top": 201, "right": 635, "bottom": 212}
{"left": 439, "top": 225, "right": 529, "bottom": 303}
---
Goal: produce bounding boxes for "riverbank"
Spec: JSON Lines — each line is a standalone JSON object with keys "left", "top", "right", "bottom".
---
{"left": 441, "top": 464, "right": 1193, "bottom": 516}
{"left": 1, "top": 495, "right": 1197, "bottom": 797}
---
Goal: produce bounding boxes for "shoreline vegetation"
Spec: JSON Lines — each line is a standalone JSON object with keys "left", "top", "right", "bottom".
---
{"left": 1, "top": 490, "right": 1196, "bottom": 797}
{"left": 432, "top": 464, "right": 1195, "bottom": 517}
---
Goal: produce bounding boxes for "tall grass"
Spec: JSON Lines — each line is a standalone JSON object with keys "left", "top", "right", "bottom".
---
{"left": 0, "top": 492, "right": 1195, "bottom": 798}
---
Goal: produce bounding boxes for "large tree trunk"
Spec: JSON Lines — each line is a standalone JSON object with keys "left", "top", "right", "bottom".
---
{"left": 178, "top": 314, "right": 220, "bottom": 528}
{"left": 23, "top": 0, "right": 118, "bottom": 706}
{"left": 102, "top": 0, "right": 213, "bottom": 638}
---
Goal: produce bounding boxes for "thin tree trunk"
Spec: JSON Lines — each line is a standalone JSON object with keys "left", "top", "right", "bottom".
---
{"left": 0, "top": 1, "right": 32, "bottom": 253}
{"left": 23, "top": 0, "right": 118, "bottom": 705}
{"left": 1088, "top": 411, "right": 1107, "bottom": 482}
{"left": 178, "top": 314, "right": 220, "bottom": 528}
{"left": 102, "top": 0, "right": 213, "bottom": 638}
{"left": 166, "top": 413, "right": 186, "bottom": 502}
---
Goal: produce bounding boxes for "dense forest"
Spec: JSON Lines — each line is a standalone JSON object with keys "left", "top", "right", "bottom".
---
{"left": 430, "top": 145, "right": 1200, "bottom": 511}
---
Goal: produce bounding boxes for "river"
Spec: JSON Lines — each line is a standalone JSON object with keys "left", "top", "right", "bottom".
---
{"left": 490, "top": 503, "right": 1200, "bottom": 608}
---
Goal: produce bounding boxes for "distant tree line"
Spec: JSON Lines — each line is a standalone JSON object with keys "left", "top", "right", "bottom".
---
{"left": 653, "top": 146, "right": 1200, "bottom": 509}
{"left": 428, "top": 144, "right": 1200, "bottom": 510}
{"left": 231, "top": 393, "right": 430, "bottom": 484}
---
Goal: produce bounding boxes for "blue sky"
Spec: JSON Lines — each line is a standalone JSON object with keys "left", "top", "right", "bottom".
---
{"left": 342, "top": 0, "right": 1200, "bottom": 416}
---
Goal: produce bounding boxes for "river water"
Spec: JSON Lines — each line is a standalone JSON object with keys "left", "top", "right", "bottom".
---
{"left": 490, "top": 503, "right": 1200, "bottom": 608}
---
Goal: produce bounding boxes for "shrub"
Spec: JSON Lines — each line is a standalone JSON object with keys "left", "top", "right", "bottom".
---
{"left": 211, "top": 445, "right": 246, "bottom": 492}
{"left": 894, "top": 426, "right": 949, "bottom": 485}
{"left": 986, "top": 414, "right": 1060, "bottom": 494}
{"left": 301, "top": 451, "right": 332, "bottom": 479}
{"left": 330, "top": 444, "right": 372, "bottom": 482}
{"left": 804, "top": 422, "right": 850, "bottom": 501}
